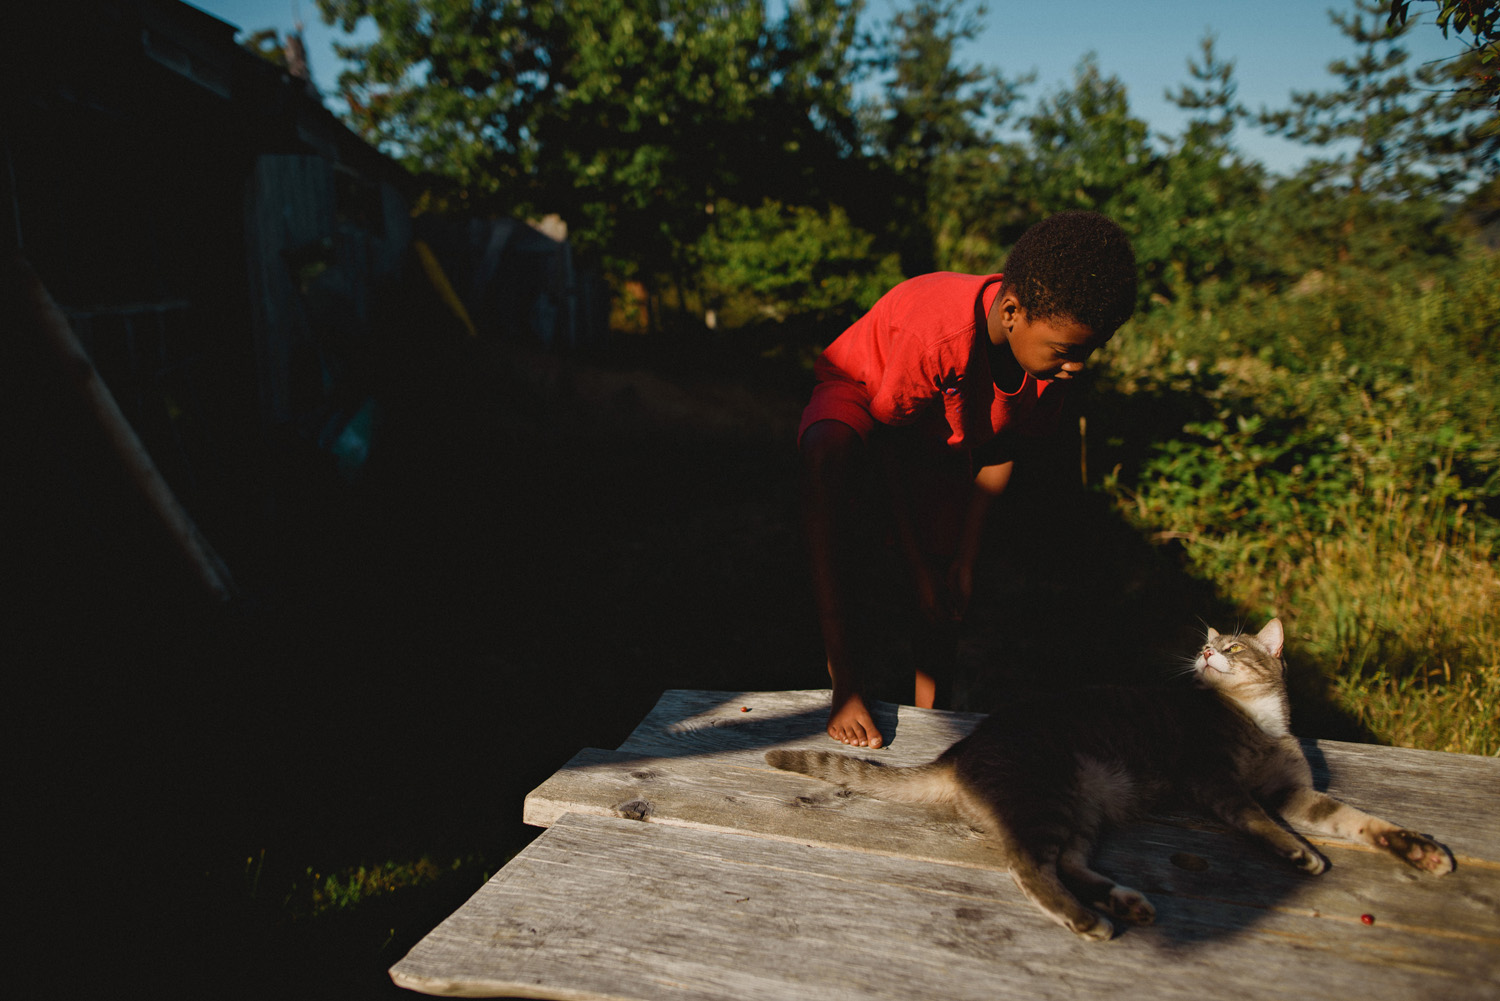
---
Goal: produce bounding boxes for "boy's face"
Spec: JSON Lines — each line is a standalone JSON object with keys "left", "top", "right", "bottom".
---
{"left": 989, "top": 292, "right": 1106, "bottom": 382}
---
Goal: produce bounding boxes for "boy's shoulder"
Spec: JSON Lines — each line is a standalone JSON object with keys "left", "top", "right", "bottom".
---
{"left": 877, "top": 272, "right": 1002, "bottom": 338}
{"left": 887, "top": 271, "right": 1000, "bottom": 301}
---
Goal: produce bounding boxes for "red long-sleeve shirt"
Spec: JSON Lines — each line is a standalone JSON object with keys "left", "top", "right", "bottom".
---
{"left": 799, "top": 272, "right": 1066, "bottom": 464}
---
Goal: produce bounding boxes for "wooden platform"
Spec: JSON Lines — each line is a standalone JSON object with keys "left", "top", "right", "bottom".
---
{"left": 390, "top": 690, "right": 1500, "bottom": 1000}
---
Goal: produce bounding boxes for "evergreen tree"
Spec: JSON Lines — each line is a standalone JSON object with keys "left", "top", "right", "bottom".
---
{"left": 1258, "top": 0, "right": 1490, "bottom": 267}
{"left": 1165, "top": 32, "right": 1246, "bottom": 154}
{"left": 1261, "top": 0, "right": 1486, "bottom": 200}
{"left": 1154, "top": 34, "right": 1269, "bottom": 300}
{"left": 1012, "top": 56, "right": 1167, "bottom": 298}
{"left": 1020, "top": 56, "right": 1155, "bottom": 218}
{"left": 870, "top": 0, "right": 1025, "bottom": 274}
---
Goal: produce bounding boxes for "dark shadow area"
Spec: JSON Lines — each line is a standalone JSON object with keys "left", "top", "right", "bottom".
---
{"left": 9, "top": 281, "right": 1376, "bottom": 996}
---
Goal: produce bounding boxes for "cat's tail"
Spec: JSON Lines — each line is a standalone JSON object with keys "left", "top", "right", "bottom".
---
{"left": 764, "top": 748, "right": 959, "bottom": 805}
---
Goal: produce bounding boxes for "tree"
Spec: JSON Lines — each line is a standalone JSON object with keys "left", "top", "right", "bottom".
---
{"left": 1257, "top": 0, "right": 1492, "bottom": 267}
{"left": 1260, "top": 0, "right": 1489, "bottom": 200}
{"left": 922, "top": 54, "right": 1192, "bottom": 298}
{"left": 695, "top": 199, "right": 903, "bottom": 327}
{"left": 1006, "top": 56, "right": 1176, "bottom": 299}
{"left": 318, "top": 0, "right": 871, "bottom": 289}
{"left": 242, "top": 28, "right": 290, "bottom": 69}
{"left": 1153, "top": 34, "right": 1269, "bottom": 300}
{"left": 868, "top": 0, "right": 1025, "bottom": 274}
{"left": 1165, "top": 32, "right": 1246, "bottom": 154}
{"left": 1020, "top": 56, "right": 1155, "bottom": 217}
{"left": 1387, "top": 0, "right": 1500, "bottom": 119}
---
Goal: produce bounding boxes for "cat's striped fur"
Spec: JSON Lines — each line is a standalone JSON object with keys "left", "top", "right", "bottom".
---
{"left": 766, "top": 620, "right": 1454, "bottom": 940}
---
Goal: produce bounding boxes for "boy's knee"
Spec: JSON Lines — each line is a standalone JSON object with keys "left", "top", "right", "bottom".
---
{"left": 801, "top": 419, "right": 863, "bottom": 475}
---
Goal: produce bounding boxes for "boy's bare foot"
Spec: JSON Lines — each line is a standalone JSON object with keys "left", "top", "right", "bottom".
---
{"left": 828, "top": 689, "right": 883, "bottom": 748}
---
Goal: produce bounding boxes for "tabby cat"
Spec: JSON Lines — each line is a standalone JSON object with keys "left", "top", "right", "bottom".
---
{"left": 766, "top": 619, "right": 1454, "bottom": 940}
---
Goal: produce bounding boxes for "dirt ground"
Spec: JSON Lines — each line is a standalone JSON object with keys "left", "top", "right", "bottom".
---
{"left": 12, "top": 333, "right": 1360, "bottom": 999}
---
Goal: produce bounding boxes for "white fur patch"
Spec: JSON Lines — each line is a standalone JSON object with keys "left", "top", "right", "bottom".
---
{"left": 1240, "top": 694, "right": 1289, "bottom": 736}
{"left": 1202, "top": 650, "right": 1232, "bottom": 675}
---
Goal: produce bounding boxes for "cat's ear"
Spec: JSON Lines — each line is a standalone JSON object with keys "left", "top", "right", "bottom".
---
{"left": 1206, "top": 626, "right": 1220, "bottom": 642}
{"left": 1257, "top": 619, "right": 1285, "bottom": 657}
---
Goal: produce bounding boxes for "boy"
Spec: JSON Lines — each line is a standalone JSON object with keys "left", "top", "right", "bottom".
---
{"left": 800, "top": 211, "right": 1138, "bottom": 748}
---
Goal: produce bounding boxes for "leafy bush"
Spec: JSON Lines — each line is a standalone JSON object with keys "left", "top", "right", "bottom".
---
{"left": 1095, "top": 249, "right": 1500, "bottom": 753}
{"left": 695, "top": 199, "right": 905, "bottom": 327}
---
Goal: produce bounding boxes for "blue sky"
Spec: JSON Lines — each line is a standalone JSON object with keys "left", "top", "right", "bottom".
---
{"left": 189, "top": 0, "right": 1474, "bottom": 175}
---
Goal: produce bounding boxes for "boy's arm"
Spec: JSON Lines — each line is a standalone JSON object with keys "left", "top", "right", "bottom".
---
{"left": 949, "top": 460, "right": 1014, "bottom": 619}
{"left": 875, "top": 442, "right": 946, "bottom": 624}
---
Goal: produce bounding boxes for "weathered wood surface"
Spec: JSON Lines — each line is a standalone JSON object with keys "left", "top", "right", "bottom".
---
{"left": 528, "top": 690, "right": 1498, "bottom": 862}
{"left": 392, "top": 814, "right": 1499, "bottom": 1001}
{"left": 391, "top": 690, "right": 1500, "bottom": 999}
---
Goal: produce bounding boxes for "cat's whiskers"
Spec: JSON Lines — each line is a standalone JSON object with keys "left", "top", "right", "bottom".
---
{"left": 1169, "top": 657, "right": 1201, "bottom": 681}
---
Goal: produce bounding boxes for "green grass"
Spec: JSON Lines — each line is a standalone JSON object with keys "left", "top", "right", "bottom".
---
{"left": 242, "top": 849, "right": 479, "bottom": 918}
{"left": 305, "top": 857, "right": 463, "bottom": 916}
{"left": 1094, "top": 249, "right": 1500, "bottom": 755}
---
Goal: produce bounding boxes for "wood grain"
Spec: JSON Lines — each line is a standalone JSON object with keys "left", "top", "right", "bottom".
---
{"left": 391, "top": 813, "right": 1499, "bottom": 1000}
{"left": 533, "top": 690, "right": 1499, "bottom": 861}
{"left": 392, "top": 689, "right": 1500, "bottom": 999}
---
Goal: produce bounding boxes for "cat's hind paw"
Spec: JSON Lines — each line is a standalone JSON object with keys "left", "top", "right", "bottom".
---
{"left": 1068, "top": 912, "right": 1116, "bottom": 942}
{"left": 1290, "top": 847, "right": 1328, "bottom": 875}
{"left": 1103, "top": 886, "right": 1156, "bottom": 926}
{"left": 1378, "top": 829, "right": 1455, "bottom": 875}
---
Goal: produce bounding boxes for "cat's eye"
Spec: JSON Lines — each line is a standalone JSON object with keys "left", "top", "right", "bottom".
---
{"left": 1226, "top": 643, "right": 1243, "bottom": 653}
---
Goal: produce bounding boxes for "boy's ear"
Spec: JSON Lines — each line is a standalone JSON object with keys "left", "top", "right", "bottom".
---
{"left": 992, "top": 289, "right": 1022, "bottom": 325}
{"left": 987, "top": 289, "right": 1020, "bottom": 341}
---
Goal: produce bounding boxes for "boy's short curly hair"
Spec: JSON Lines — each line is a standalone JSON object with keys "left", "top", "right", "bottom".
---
{"left": 1002, "top": 211, "right": 1138, "bottom": 334}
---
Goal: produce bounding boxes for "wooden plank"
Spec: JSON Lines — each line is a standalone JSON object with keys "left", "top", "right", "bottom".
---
{"left": 531, "top": 690, "right": 1500, "bottom": 862}
{"left": 522, "top": 746, "right": 993, "bottom": 864}
{"left": 1296, "top": 738, "right": 1500, "bottom": 856}
{"left": 611, "top": 689, "right": 982, "bottom": 762}
{"left": 1085, "top": 820, "right": 1500, "bottom": 970}
{"left": 522, "top": 744, "right": 1500, "bottom": 875}
{"left": 390, "top": 812, "right": 1500, "bottom": 1001}
{"left": 519, "top": 748, "right": 1500, "bottom": 947}
{"left": 403, "top": 690, "right": 1499, "bottom": 998}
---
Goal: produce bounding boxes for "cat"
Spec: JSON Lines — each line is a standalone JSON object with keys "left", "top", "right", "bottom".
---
{"left": 766, "top": 619, "right": 1454, "bottom": 940}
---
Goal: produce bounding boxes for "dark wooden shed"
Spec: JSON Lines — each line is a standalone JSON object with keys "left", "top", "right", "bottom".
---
{"left": 2, "top": 0, "right": 415, "bottom": 607}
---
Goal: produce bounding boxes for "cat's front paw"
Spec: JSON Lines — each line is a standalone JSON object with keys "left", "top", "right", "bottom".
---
{"left": 1290, "top": 847, "right": 1327, "bottom": 875}
{"left": 1378, "top": 829, "right": 1455, "bottom": 875}
{"left": 1103, "top": 886, "right": 1155, "bottom": 926}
